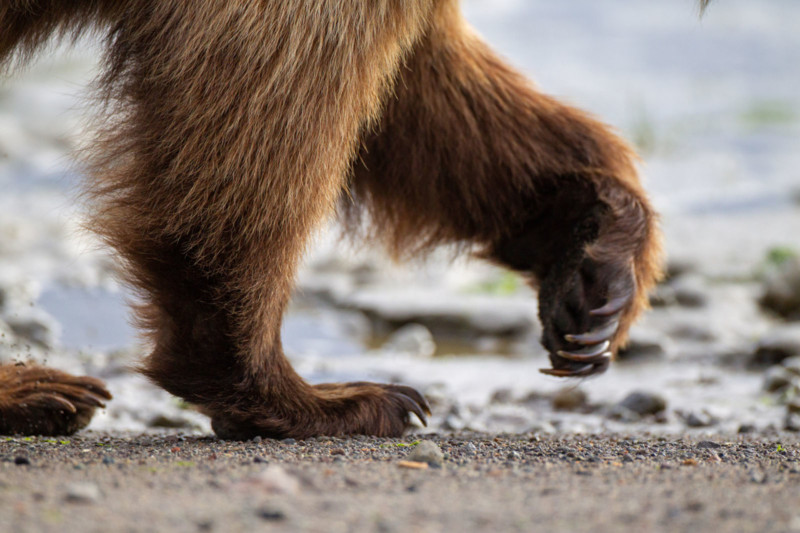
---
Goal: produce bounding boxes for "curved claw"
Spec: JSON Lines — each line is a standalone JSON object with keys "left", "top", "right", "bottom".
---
{"left": 557, "top": 341, "right": 611, "bottom": 363}
{"left": 539, "top": 364, "right": 595, "bottom": 378}
{"left": 590, "top": 295, "right": 630, "bottom": 317}
{"left": 565, "top": 319, "right": 619, "bottom": 346}
{"left": 395, "top": 392, "right": 428, "bottom": 427}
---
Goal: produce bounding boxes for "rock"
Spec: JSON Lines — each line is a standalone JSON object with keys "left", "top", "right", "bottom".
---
{"left": 784, "top": 356, "right": 800, "bottom": 376}
{"left": 738, "top": 423, "right": 756, "bottom": 434}
{"left": 683, "top": 411, "right": 715, "bottom": 428}
{"left": 240, "top": 465, "right": 301, "bottom": 495}
{"left": 763, "top": 366, "right": 795, "bottom": 393}
{"left": 696, "top": 441, "right": 722, "bottom": 450}
{"left": 607, "top": 405, "right": 641, "bottom": 423}
{"left": 13, "top": 456, "right": 30, "bottom": 465}
{"left": 617, "top": 391, "right": 667, "bottom": 416}
{"left": 785, "top": 412, "right": 800, "bottom": 432}
{"left": 5, "top": 314, "right": 58, "bottom": 349}
{"left": 490, "top": 388, "right": 514, "bottom": 404}
{"left": 670, "top": 276, "right": 709, "bottom": 308}
{"left": 617, "top": 329, "right": 668, "bottom": 362}
{"left": 381, "top": 323, "right": 436, "bottom": 358}
{"left": 552, "top": 387, "right": 588, "bottom": 411}
{"left": 463, "top": 443, "right": 478, "bottom": 455}
{"left": 64, "top": 482, "right": 101, "bottom": 504}
{"left": 256, "top": 505, "right": 287, "bottom": 522}
{"left": 751, "top": 326, "right": 800, "bottom": 368}
{"left": 406, "top": 440, "right": 444, "bottom": 468}
{"left": 761, "top": 258, "right": 800, "bottom": 319}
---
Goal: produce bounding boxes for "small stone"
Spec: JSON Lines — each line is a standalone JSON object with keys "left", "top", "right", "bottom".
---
{"left": 253, "top": 456, "right": 268, "bottom": 464}
{"left": 381, "top": 324, "right": 436, "bottom": 358}
{"left": 256, "top": 505, "right": 287, "bottom": 522}
{"left": 252, "top": 436, "right": 262, "bottom": 443}
{"left": 64, "top": 482, "right": 101, "bottom": 504}
{"left": 751, "top": 327, "right": 800, "bottom": 368}
{"left": 552, "top": 387, "right": 587, "bottom": 411}
{"left": 102, "top": 456, "right": 115, "bottom": 465}
{"left": 764, "top": 366, "right": 795, "bottom": 393}
{"left": 738, "top": 423, "right": 756, "bottom": 434}
{"left": 406, "top": 440, "right": 444, "bottom": 468}
{"left": 14, "top": 456, "right": 30, "bottom": 466}
{"left": 463, "top": 443, "right": 478, "bottom": 455}
{"left": 685, "top": 411, "right": 715, "bottom": 428}
{"left": 617, "top": 391, "right": 667, "bottom": 416}
{"left": 785, "top": 412, "right": 800, "bottom": 432}
{"left": 760, "top": 258, "right": 800, "bottom": 319}
{"left": 670, "top": 277, "right": 709, "bottom": 308}
{"left": 490, "top": 388, "right": 514, "bottom": 404}
{"left": 282, "top": 438, "right": 297, "bottom": 445}
{"left": 240, "top": 465, "right": 300, "bottom": 495}
{"left": 696, "top": 441, "right": 722, "bottom": 449}
{"left": 617, "top": 330, "right": 668, "bottom": 362}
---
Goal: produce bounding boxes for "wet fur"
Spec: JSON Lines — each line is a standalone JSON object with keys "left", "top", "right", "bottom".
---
{"left": 0, "top": 0, "right": 666, "bottom": 437}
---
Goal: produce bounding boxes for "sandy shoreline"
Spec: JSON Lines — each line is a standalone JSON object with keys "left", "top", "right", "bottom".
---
{"left": 2, "top": 432, "right": 799, "bottom": 533}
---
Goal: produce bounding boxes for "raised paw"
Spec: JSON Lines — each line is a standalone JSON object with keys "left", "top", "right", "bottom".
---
{"left": 210, "top": 381, "right": 431, "bottom": 441}
{"left": 538, "top": 255, "right": 636, "bottom": 378}
{"left": 0, "top": 363, "right": 112, "bottom": 436}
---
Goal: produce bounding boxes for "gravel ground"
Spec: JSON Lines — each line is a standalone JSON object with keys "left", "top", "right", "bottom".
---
{"left": 2, "top": 432, "right": 800, "bottom": 533}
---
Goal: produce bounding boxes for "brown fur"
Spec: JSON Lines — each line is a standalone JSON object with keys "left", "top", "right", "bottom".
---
{"left": 0, "top": 0, "right": 670, "bottom": 438}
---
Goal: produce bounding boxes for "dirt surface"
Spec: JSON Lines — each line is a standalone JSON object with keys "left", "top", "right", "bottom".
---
{"left": 2, "top": 432, "right": 799, "bottom": 533}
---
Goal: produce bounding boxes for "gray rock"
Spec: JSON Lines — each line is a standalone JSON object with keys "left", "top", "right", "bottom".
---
{"left": 670, "top": 277, "right": 709, "bottom": 308}
{"left": 763, "top": 366, "right": 795, "bottom": 393}
{"left": 64, "top": 482, "right": 101, "bottom": 504}
{"left": 751, "top": 326, "right": 800, "bottom": 368}
{"left": 785, "top": 412, "right": 800, "bottom": 432}
{"left": 381, "top": 323, "right": 436, "bottom": 358}
{"left": 684, "top": 411, "right": 716, "bottom": 428}
{"left": 617, "top": 329, "right": 668, "bottom": 362}
{"left": 406, "top": 440, "right": 444, "bottom": 467}
{"left": 617, "top": 391, "right": 667, "bottom": 416}
{"left": 761, "top": 258, "right": 800, "bottom": 319}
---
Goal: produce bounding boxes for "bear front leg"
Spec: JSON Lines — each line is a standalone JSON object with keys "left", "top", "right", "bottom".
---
{"left": 0, "top": 363, "right": 111, "bottom": 436}
{"left": 348, "top": 0, "right": 662, "bottom": 378}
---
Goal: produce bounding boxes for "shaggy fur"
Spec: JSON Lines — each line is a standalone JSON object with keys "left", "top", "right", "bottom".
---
{"left": 0, "top": 0, "right": 673, "bottom": 438}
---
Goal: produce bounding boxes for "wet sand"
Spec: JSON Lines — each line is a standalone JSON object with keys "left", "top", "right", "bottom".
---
{"left": 2, "top": 432, "right": 799, "bottom": 533}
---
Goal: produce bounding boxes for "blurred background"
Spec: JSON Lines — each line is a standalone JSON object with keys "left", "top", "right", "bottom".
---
{"left": 0, "top": 0, "right": 798, "bottom": 435}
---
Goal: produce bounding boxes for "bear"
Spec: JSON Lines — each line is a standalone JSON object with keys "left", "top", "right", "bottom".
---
{"left": 0, "top": 0, "right": 666, "bottom": 438}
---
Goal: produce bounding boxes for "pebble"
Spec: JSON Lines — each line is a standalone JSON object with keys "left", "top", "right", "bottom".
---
{"left": 617, "top": 391, "right": 667, "bottom": 416}
{"left": 64, "top": 482, "right": 101, "bottom": 504}
{"left": 463, "top": 443, "right": 478, "bottom": 455}
{"left": 406, "top": 440, "right": 444, "bottom": 468}
{"left": 617, "top": 330, "right": 668, "bottom": 362}
{"left": 552, "top": 387, "right": 587, "bottom": 411}
{"left": 684, "top": 411, "right": 715, "bottom": 428}
{"left": 785, "top": 412, "right": 800, "bottom": 432}
{"left": 256, "top": 505, "right": 287, "bottom": 522}
{"left": 696, "top": 441, "right": 722, "bottom": 450}
{"left": 751, "top": 326, "right": 800, "bottom": 367}
{"left": 763, "top": 366, "right": 795, "bottom": 393}
{"left": 381, "top": 323, "right": 436, "bottom": 358}
{"left": 761, "top": 258, "right": 800, "bottom": 319}
{"left": 670, "top": 277, "right": 709, "bottom": 308}
{"left": 13, "top": 456, "right": 30, "bottom": 465}
{"left": 243, "top": 465, "right": 300, "bottom": 495}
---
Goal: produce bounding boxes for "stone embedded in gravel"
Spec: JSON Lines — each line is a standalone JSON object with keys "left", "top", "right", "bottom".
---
{"left": 760, "top": 258, "right": 800, "bottom": 319}
{"left": 406, "top": 440, "right": 444, "bottom": 467}
{"left": 751, "top": 326, "right": 800, "bottom": 368}
{"left": 64, "top": 482, "right": 101, "bottom": 504}
{"left": 241, "top": 465, "right": 301, "bottom": 495}
{"left": 256, "top": 505, "right": 287, "bottom": 522}
{"left": 617, "top": 391, "right": 667, "bottom": 416}
{"left": 13, "top": 456, "right": 30, "bottom": 465}
{"left": 552, "top": 387, "right": 588, "bottom": 411}
{"left": 696, "top": 441, "right": 722, "bottom": 449}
